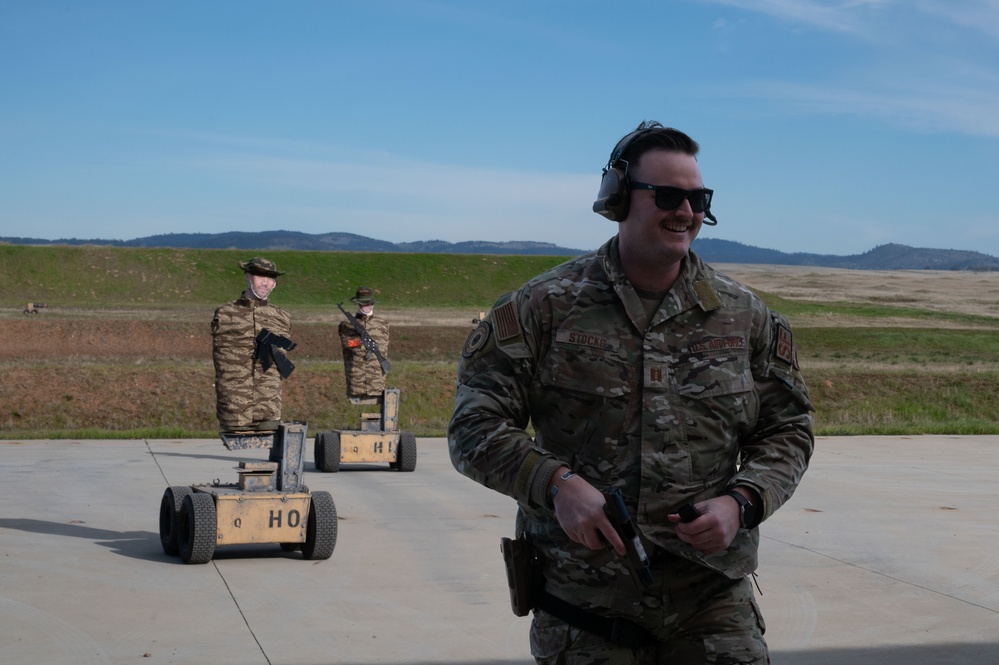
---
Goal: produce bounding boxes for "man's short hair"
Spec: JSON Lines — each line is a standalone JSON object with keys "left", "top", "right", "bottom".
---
{"left": 618, "top": 121, "right": 700, "bottom": 168}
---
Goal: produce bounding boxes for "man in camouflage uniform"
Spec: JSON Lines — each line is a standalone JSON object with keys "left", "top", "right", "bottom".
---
{"left": 449, "top": 122, "right": 814, "bottom": 664}
{"left": 212, "top": 257, "right": 294, "bottom": 432}
{"left": 338, "top": 286, "right": 390, "bottom": 399}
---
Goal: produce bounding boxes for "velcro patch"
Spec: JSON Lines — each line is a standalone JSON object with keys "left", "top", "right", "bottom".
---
{"left": 689, "top": 336, "right": 746, "bottom": 354}
{"left": 693, "top": 280, "right": 722, "bottom": 311}
{"left": 493, "top": 300, "right": 520, "bottom": 342}
{"left": 555, "top": 328, "right": 618, "bottom": 352}
{"left": 462, "top": 321, "right": 491, "bottom": 358}
{"left": 775, "top": 323, "right": 794, "bottom": 365}
{"left": 645, "top": 363, "right": 669, "bottom": 388}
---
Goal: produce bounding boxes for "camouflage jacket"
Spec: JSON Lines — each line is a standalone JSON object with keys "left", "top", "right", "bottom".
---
{"left": 448, "top": 237, "right": 814, "bottom": 615}
{"left": 212, "top": 293, "right": 293, "bottom": 430}
{"left": 338, "top": 313, "right": 389, "bottom": 398}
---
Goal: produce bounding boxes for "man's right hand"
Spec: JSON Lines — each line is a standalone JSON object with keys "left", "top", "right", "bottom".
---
{"left": 550, "top": 469, "right": 626, "bottom": 555}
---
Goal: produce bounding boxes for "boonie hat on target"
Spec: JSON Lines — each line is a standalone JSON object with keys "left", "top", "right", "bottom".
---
{"left": 350, "top": 286, "right": 377, "bottom": 305}
{"left": 239, "top": 257, "right": 285, "bottom": 277}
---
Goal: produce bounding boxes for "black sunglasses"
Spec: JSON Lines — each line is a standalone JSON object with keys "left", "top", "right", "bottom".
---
{"left": 629, "top": 181, "right": 714, "bottom": 214}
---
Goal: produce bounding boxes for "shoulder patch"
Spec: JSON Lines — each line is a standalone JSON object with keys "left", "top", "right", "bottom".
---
{"left": 693, "top": 280, "right": 722, "bottom": 311}
{"left": 493, "top": 300, "right": 521, "bottom": 342}
{"left": 775, "top": 321, "right": 795, "bottom": 366}
{"left": 462, "top": 321, "right": 491, "bottom": 358}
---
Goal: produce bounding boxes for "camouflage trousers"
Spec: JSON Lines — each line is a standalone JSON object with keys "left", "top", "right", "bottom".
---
{"left": 530, "top": 553, "right": 768, "bottom": 665}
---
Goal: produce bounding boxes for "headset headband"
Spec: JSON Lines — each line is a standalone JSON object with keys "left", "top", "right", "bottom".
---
{"left": 603, "top": 127, "right": 656, "bottom": 176}
{"left": 593, "top": 124, "right": 717, "bottom": 225}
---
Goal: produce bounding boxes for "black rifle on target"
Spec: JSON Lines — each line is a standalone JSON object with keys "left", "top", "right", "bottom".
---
{"left": 337, "top": 302, "right": 391, "bottom": 374}
{"left": 254, "top": 328, "right": 296, "bottom": 378}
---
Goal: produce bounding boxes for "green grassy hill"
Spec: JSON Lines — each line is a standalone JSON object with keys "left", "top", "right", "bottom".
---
{"left": 1, "top": 244, "right": 570, "bottom": 308}
{"left": 5, "top": 243, "right": 999, "bottom": 438}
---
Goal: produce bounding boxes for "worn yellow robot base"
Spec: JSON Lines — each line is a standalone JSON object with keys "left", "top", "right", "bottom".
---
{"left": 340, "top": 430, "right": 400, "bottom": 463}
{"left": 314, "top": 429, "right": 417, "bottom": 473}
{"left": 158, "top": 423, "right": 337, "bottom": 564}
{"left": 200, "top": 483, "right": 312, "bottom": 546}
{"left": 314, "top": 388, "right": 416, "bottom": 473}
{"left": 159, "top": 483, "right": 338, "bottom": 565}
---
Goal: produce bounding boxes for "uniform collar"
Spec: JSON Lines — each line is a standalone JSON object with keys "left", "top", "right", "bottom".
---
{"left": 237, "top": 291, "right": 269, "bottom": 307}
{"left": 598, "top": 237, "right": 721, "bottom": 326}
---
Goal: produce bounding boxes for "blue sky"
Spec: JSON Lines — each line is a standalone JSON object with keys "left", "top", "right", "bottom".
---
{"left": 2, "top": 0, "right": 998, "bottom": 256}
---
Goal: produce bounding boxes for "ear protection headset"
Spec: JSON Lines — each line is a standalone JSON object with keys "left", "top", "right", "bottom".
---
{"left": 591, "top": 126, "right": 718, "bottom": 225}
{"left": 591, "top": 127, "right": 655, "bottom": 222}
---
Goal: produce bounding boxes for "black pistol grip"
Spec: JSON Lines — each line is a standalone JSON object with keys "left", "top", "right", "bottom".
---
{"left": 678, "top": 503, "right": 701, "bottom": 523}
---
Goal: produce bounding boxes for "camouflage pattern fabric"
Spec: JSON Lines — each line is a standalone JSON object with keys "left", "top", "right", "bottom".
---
{"left": 212, "top": 293, "right": 293, "bottom": 431}
{"left": 338, "top": 313, "right": 389, "bottom": 398}
{"left": 531, "top": 553, "right": 767, "bottom": 664}
{"left": 448, "top": 235, "right": 813, "bottom": 644}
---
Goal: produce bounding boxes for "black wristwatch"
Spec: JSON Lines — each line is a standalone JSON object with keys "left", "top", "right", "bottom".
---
{"left": 549, "top": 470, "right": 575, "bottom": 506}
{"left": 726, "top": 490, "right": 758, "bottom": 529}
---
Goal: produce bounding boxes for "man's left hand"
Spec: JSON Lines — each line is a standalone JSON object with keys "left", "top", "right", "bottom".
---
{"left": 667, "top": 496, "right": 741, "bottom": 555}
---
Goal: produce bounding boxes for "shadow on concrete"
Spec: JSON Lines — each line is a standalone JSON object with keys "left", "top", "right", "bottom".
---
{"left": 0, "top": 518, "right": 310, "bottom": 564}
{"left": 152, "top": 450, "right": 263, "bottom": 463}
{"left": 267, "top": 642, "right": 999, "bottom": 665}
{"left": 0, "top": 517, "right": 163, "bottom": 561}
{"left": 293, "top": 662, "right": 532, "bottom": 665}
{"left": 311, "top": 464, "right": 401, "bottom": 473}
{"left": 771, "top": 643, "right": 999, "bottom": 665}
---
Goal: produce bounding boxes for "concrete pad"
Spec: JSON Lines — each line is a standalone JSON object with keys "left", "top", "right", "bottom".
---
{"left": 757, "top": 436, "right": 999, "bottom": 664}
{"left": 0, "top": 435, "right": 997, "bottom": 664}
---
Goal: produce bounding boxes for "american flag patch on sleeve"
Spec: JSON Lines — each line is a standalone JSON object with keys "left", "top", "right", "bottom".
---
{"left": 493, "top": 300, "right": 520, "bottom": 342}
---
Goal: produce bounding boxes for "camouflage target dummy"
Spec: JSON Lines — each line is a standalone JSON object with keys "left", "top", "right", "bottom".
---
{"left": 448, "top": 122, "right": 814, "bottom": 664}
{"left": 212, "top": 257, "right": 295, "bottom": 432}
{"left": 338, "top": 286, "right": 390, "bottom": 399}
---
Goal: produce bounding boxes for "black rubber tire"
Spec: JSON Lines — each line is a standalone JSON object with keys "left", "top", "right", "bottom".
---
{"left": 315, "top": 432, "right": 341, "bottom": 472}
{"left": 178, "top": 492, "right": 217, "bottom": 565}
{"left": 320, "top": 431, "right": 341, "bottom": 473}
{"left": 159, "top": 486, "right": 193, "bottom": 556}
{"left": 314, "top": 432, "right": 327, "bottom": 471}
{"left": 302, "top": 491, "right": 337, "bottom": 560}
{"left": 397, "top": 431, "right": 417, "bottom": 472}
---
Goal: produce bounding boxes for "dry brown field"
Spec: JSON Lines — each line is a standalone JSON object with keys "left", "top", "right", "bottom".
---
{"left": 3, "top": 264, "right": 998, "bottom": 438}
{"left": 718, "top": 263, "right": 999, "bottom": 324}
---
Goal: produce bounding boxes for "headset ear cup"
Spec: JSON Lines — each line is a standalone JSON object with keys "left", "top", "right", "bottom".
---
{"left": 592, "top": 167, "right": 630, "bottom": 221}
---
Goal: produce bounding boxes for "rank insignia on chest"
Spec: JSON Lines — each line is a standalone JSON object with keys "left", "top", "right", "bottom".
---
{"left": 645, "top": 363, "right": 669, "bottom": 388}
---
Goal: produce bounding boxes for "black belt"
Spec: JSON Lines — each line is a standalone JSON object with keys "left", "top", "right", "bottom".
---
{"left": 537, "top": 591, "right": 654, "bottom": 649}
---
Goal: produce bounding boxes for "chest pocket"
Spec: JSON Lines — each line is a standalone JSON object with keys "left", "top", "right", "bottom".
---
{"left": 540, "top": 339, "right": 632, "bottom": 397}
{"left": 672, "top": 351, "right": 753, "bottom": 400}
{"left": 669, "top": 346, "right": 756, "bottom": 480}
{"left": 534, "top": 336, "right": 634, "bottom": 467}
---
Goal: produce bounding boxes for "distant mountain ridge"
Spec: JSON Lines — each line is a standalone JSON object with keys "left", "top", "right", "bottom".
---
{"left": 3, "top": 231, "right": 998, "bottom": 271}
{"left": 692, "top": 239, "right": 999, "bottom": 271}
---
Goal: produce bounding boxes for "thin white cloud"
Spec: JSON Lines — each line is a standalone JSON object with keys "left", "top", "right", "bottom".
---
{"left": 699, "top": 0, "right": 999, "bottom": 138}
{"left": 735, "top": 78, "right": 999, "bottom": 137}
{"left": 195, "top": 151, "right": 591, "bottom": 207}
{"left": 703, "top": 0, "right": 884, "bottom": 35}
{"left": 915, "top": 0, "right": 999, "bottom": 39}
{"left": 706, "top": 0, "right": 999, "bottom": 39}
{"left": 176, "top": 150, "right": 602, "bottom": 246}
